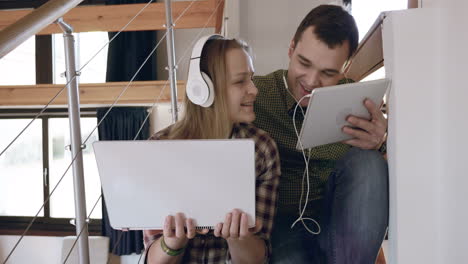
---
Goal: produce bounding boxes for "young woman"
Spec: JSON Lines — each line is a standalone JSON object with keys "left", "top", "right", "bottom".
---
{"left": 144, "top": 36, "right": 281, "bottom": 264}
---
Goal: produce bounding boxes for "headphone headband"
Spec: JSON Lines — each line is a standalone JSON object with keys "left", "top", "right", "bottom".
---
{"left": 190, "top": 34, "right": 224, "bottom": 61}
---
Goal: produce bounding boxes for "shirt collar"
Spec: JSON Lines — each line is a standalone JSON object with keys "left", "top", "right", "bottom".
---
{"left": 230, "top": 123, "right": 243, "bottom": 139}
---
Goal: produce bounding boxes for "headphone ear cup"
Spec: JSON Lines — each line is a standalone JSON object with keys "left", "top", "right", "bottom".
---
{"left": 200, "top": 71, "right": 215, "bottom": 107}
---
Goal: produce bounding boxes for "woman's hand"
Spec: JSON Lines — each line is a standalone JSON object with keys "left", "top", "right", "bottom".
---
{"left": 162, "top": 213, "right": 196, "bottom": 250}
{"left": 213, "top": 209, "right": 262, "bottom": 241}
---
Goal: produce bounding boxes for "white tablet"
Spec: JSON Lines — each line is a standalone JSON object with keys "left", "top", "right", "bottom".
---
{"left": 296, "top": 78, "right": 390, "bottom": 149}
{"left": 93, "top": 139, "right": 256, "bottom": 230}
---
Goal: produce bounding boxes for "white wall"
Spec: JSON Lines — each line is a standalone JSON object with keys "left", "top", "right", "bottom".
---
{"left": 384, "top": 6, "right": 468, "bottom": 264}
{"left": 0, "top": 236, "right": 63, "bottom": 264}
{"left": 439, "top": 6, "right": 468, "bottom": 262}
{"left": 238, "top": 0, "right": 343, "bottom": 75}
{"left": 384, "top": 9, "right": 442, "bottom": 263}
{"left": 156, "top": 0, "right": 345, "bottom": 80}
{"left": 151, "top": 0, "right": 346, "bottom": 129}
{"left": 149, "top": 103, "right": 173, "bottom": 134}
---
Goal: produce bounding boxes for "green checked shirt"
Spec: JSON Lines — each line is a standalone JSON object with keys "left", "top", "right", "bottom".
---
{"left": 253, "top": 69, "right": 352, "bottom": 218}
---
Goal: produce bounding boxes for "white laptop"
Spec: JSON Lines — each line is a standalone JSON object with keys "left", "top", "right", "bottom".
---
{"left": 297, "top": 78, "right": 390, "bottom": 149}
{"left": 93, "top": 139, "right": 256, "bottom": 230}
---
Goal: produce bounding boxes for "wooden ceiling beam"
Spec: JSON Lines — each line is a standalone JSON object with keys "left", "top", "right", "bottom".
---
{"left": 0, "top": 1, "right": 218, "bottom": 35}
{"left": 344, "top": 13, "right": 385, "bottom": 81}
{"left": 0, "top": 81, "right": 186, "bottom": 106}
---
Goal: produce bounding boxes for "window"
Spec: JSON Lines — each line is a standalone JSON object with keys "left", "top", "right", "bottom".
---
{"left": 53, "top": 32, "right": 109, "bottom": 84}
{"left": 352, "top": 0, "right": 408, "bottom": 41}
{"left": 0, "top": 0, "right": 109, "bottom": 235}
{"left": 0, "top": 36, "right": 36, "bottom": 85}
{"left": 48, "top": 117, "right": 101, "bottom": 219}
{"left": 351, "top": 0, "right": 408, "bottom": 81}
{"left": 0, "top": 110, "right": 102, "bottom": 234}
{"left": 0, "top": 119, "right": 43, "bottom": 216}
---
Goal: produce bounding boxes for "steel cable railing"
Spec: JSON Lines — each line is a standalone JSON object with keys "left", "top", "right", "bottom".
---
{"left": 2, "top": 0, "right": 224, "bottom": 262}
{"left": 0, "top": 0, "right": 157, "bottom": 160}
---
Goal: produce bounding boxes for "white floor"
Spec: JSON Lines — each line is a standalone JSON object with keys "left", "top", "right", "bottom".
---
{"left": 0, "top": 235, "right": 143, "bottom": 264}
{"left": 109, "top": 253, "right": 143, "bottom": 264}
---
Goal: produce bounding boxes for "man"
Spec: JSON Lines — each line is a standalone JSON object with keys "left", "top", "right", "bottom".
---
{"left": 253, "top": 5, "right": 388, "bottom": 263}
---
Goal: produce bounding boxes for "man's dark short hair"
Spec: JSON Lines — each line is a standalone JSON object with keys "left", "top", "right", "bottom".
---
{"left": 292, "top": 5, "right": 359, "bottom": 59}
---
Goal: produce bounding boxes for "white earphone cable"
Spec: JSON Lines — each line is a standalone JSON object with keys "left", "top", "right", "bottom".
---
{"left": 282, "top": 71, "right": 321, "bottom": 235}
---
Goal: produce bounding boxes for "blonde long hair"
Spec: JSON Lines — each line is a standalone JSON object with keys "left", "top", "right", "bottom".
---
{"left": 166, "top": 38, "right": 251, "bottom": 140}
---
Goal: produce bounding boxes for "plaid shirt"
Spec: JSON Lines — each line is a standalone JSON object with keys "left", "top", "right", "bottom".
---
{"left": 253, "top": 69, "right": 352, "bottom": 218}
{"left": 144, "top": 123, "right": 280, "bottom": 264}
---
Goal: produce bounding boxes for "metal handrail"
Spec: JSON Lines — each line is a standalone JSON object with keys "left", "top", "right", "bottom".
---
{"left": 0, "top": 0, "right": 84, "bottom": 58}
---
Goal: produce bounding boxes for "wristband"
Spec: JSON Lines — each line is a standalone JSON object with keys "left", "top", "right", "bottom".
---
{"left": 160, "top": 235, "right": 185, "bottom": 257}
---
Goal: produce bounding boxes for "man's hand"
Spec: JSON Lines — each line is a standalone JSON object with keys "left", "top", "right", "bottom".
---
{"left": 342, "top": 99, "right": 387, "bottom": 150}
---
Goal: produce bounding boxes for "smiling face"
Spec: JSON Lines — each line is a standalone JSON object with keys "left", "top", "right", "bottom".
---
{"left": 225, "top": 48, "right": 258, "bottom": 123}
{"left": 287, "top": 26, "right": 350, "bottom": 107}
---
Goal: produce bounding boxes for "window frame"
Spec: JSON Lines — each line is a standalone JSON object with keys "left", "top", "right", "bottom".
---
{"left": 0, "top": 108, "right": 102, "bottom": 236}
{"left": 0, "top": 0, "right": 108, "bottom": 235}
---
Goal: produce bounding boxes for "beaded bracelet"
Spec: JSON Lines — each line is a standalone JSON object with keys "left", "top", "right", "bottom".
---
{"left": 160, "top": 236, "right": 185, "bottom": 257}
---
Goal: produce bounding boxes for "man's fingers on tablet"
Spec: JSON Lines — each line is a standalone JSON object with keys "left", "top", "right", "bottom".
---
{"left": 365, "top": 99, "right": 387, "bottom": 126}
{"left": 342, "top": 126, "right": 370, "bottom": 140}
{"left": 343, "top": 118, "right": 384, "bottom": 149}
{"left": 365, "top": 99, "right": 381, "bottom": 118}
{"left": 346, "top": 116, "right": 374, "bottom": 133}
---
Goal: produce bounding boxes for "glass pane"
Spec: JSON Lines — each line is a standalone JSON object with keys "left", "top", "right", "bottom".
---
{"left": 0, "top": 36, "right": 36, "bottom": 85}
{"left": 0, "top": 119, "right": 43, "bottom": 216}
{"left": 53, "top": 32, "right": 108, "bottom": 84}
{"left": 352, "top": 0, "right": 407, "bottom": 41}
{"left": 362, "top": 67, "right": 385, "bottom": 82}
{"left": 49, "top": 117, "right": 101, "bottom": 219}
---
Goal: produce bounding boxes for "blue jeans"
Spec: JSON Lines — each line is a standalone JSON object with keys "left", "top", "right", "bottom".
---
{"left": 270, "top": 148, "right": 389, "bottom": 264}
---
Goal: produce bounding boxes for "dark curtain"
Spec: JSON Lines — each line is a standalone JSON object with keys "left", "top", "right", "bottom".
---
{"left": 101, "top": 0, "right": 157, "bottom": 256}
{"left": 106, "top": 0, "right": 158, "bottom": 82}
{"left": 98, "top": 107, "right": 150, "bottom": 255}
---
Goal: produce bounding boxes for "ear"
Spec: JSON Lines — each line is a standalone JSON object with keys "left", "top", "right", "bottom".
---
{"left": 288, "top": 39, "right": 296, "bottom": 59}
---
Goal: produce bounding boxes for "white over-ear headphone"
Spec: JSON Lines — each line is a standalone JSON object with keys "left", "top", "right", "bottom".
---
{"left": 186, "top": 34, "right": 225, "bottom": 107}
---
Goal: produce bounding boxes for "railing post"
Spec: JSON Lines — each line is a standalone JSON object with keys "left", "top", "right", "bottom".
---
{"left": 164, "top": 0, "right": 179, "bottom": 123}
{"left": 57, "top": 18, "right": 90, "bottom": 264}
